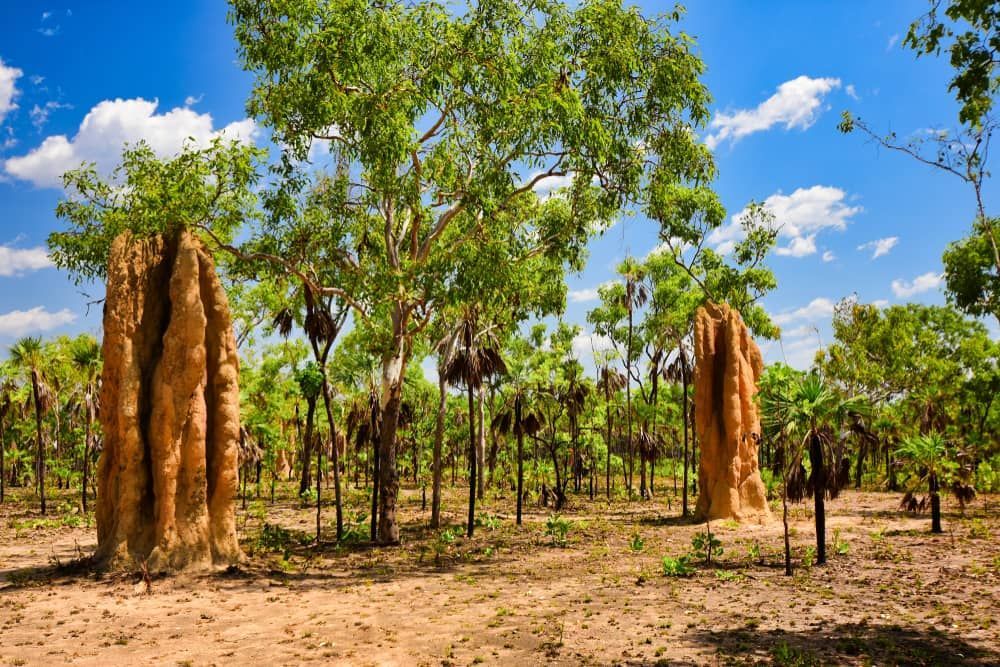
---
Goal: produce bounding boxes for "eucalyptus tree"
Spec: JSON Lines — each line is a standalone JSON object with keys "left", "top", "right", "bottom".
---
{"left": 841, "top": 0, "right": 998, "bottom": 324}
{"left": 230, "top": 0, "right": 711, "bottom": 544}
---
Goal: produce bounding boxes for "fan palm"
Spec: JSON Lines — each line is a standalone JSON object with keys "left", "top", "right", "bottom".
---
{"left": 895, "top": 433, "right": 950, "bottom": 533}
{"left": 69, "top": 336, "right": 101, "bottom": 513}
{"left": 597, "top": 365, "right": 626, "bottom": 500}
{"left": 761, "top": 372, "right": 868, "bottom": 566}
{"left": 441, "top": 313, "right": 507, "bottom": 538}
{"left": 9, "top": 337, "right": 54, "bottom": 514}
{"left": 0, "top": 366, "right": 16, "bottom": 504}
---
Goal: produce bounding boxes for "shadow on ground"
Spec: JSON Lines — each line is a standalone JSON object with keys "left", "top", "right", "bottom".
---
{"left": 691, "top": 622, "right": 998, "bottom": 666}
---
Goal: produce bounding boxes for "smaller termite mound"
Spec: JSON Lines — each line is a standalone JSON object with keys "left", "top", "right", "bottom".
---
{"left": 693, "top": 302, "right": 771, "bottom": 523}
{"left": 95, "top": 230, "right": 242, "bottom": 571}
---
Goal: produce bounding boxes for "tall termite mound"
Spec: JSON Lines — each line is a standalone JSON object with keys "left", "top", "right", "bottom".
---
{"left": 693, "top": 302, "right": 771, "bottom": 523}
{"left": 96, "top": 230, "right": 243, "bottom": 571}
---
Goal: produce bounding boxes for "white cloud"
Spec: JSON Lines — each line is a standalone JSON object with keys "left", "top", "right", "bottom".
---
{"left": 0, "top": 58, "right": 23, "bottom": 125}
{"left": 0, "top": 307, "right": 75, "bottom": 338}
{"left": 571, "top": 332, "right": 614, "bottom": 358}
{"left": 29, "top": 100, "right": 71, "bottom": 131}
{"left": 568, "top": 287, "right": 601, "bottom": 303}
{"left": 873, "top": 299, "right": 890, "bottom": 308}
{"left": 772, "top": 297, "right": 836, "bottom": 326}
{"left": 706, "top": 76, "right": 841, "bottom": 149}
{"left": 857, "top": 236, "right": 898, "bottom": 259}
{"left": 184, "top": 94, "right": 203, "bottom": 107}
{"left": 0, "top": 245, "right": 53, "bottom": 276}
{"left": 531, "top": 172, "right": 574, "bottom": 195}
{"left": 891, "top": 271, "right": 943, "bottom": 298}
{"left": 887, "top": 34, "right": 899, "bottom": 51}
{"left": 822, "top": 250, "right": 835, "bottom": 262}
{"left": 709, "top": 185, "right": 862, "bottom": 259}
{"left": 845, "top": 84, "right": 859, "bottom": 101}
{"left": 774, "top": 234, "right": 817, "bottom": 258}
{"left": 4, "top": 97, "right": 258, "bottom": 188}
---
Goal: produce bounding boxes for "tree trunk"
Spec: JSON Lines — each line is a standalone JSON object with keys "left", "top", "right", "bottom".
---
{"left": 376, "top": 327, "right": 407, "bottom": 545}
{"left": 681, "top": 348, "right": 690, "bottom": 516}
{"left": 516, "top": 395, "right": 524, "bottom": 525}
{"left": 930, "top": 472, "right": 942, "bottom": 534}
{"left": 809, "top": 433, "right": 826, "bottom": 565}
{"left": 466, "top": 382, "right": 477, "bottom": 538}
{"left": 477, "top": 387, "right": 486, "bottom": 501}
{"left": 0, "top": 419, "right": 5, "bottom": 504}
{"left": 783, "top": 487, "right": 792, "bottom": 576}
{"left": 605, "top": 388, "right": 613, "bottom": 501}
{"left": 626, "top": 313, "right": 634, "bottom": 500}
{"left": 319, "top": 377, "right": 343, "bottom": 541}
{"left": 82, "top": 394, "right": 93, "bottom": 513}
{"left": 299, "top": 398, "right": 318, "bottom": 496}
{"left": 431, "top": 371, "right": 446, "bottom": 528}
{"left": 31, "top": 370, "right": 46, "bottom": 515}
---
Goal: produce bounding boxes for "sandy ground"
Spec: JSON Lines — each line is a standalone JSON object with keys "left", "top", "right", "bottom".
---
{"left": 1, "top": 486, "right": 998, "bottom": 666}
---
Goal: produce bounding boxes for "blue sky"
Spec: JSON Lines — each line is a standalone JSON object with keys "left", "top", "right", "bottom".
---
{"left": 0, "top": 1, "right": 995, "bottom": 370}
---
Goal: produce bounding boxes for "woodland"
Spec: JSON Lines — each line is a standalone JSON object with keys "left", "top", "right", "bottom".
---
{"left": 1, "top": 1, "right": 999, "bottom": 665}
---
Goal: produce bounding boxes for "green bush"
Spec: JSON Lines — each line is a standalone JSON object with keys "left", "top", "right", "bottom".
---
{"left": 975, "top": 457, "right": 1000, "bottom": 493}
{"left": 661, "top": 554, "right": 694, "bottom": 577}
{"left": 545, "top": 514, "right": 572, "bottom": 547}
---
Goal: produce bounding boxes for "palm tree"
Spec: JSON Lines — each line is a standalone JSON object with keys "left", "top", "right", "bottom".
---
{"left": 441, "top": 312, "right": 506, "bottom": 538}
{"left": 597, "top": 365, "right": 626, "bottom": 500}
{"left": 895, "top": 433, "right": 950, "bottom": 533}
{"left": 619, "top": 259, "right": 648, "bottom": 499}
{"left": 69, "top": 336, "right": 101, "bottom": 513}
{"left": 761, "top": 372, "right": 868, "bottom": 566}
{"left": 0, "top": 368, "right": 16, "bottom": 504}
{"left": 10, "top": 337, "right": 53, "bottom": 515}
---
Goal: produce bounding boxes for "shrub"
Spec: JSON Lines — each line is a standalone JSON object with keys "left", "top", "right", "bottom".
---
{"left": 545, "top": 514, "right": 571, "bottom": 547}
{"left": 661, "top": 555, "right": 694, "bottom": 577}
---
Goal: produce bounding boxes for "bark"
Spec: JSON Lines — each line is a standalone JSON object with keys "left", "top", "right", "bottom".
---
{"left": 477, "top": 388, "right": 486, "bottom": 501}
{"left": 376, "top": 332, "right": 406, "bottom": 545}
{"left": 466, "top": 382, "right": 477, "bottom": 538}
{"left": 515, "top": 395, "right": 524, "bottom": 525}
{"left": 681, "top": 346, "right": 690, "bottom": 516}
{"left": 31, "top": 371, "right": 45, "bottom": 515}
{"left": 431, "top": 371, "right": 446, "bottom": 528}
{"left": 299, "top": 398, "right": 317, "bottom": 496}
{"left": 930, "top": 472, "right": 942, "bottom": 534}
{"left": 809, "top": 433, "right": 827, "bottom": 565}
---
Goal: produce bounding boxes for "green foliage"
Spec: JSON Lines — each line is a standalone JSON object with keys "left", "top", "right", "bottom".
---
{"left": 975, "top": 455, "right": 1000, "bottom": 492}
{"left": 661, "top": 554, "right": 694, "bottom": 577}
{"left": 690, "top": 525, "right": 723, "bottom": 564}
{"left": 545, "top": 514, "right": 572, "bottom": 548}
{"left": 49, "top": 138, "right": 265, "bottom": 283}
{"left": 629, "top": 533, "right": 645, "bottom": 553}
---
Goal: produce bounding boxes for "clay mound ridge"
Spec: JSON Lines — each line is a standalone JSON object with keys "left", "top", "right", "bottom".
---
{"left": 693, "top": 301, "right": 771, "bottom": 523}
{"left": 96, "top": 230, "right": 242, "bottom": 571}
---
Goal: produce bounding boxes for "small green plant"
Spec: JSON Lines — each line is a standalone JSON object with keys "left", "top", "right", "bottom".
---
{"left": 629, "top": 532, "right": 645, "bottom": 553}
{"left": 747, "top": 540, "right": 763, "bottom": 565}
{"left": 475, "top": 512, "right": 502, "bottom": 531}
{"left": 833, "top": 529, "right": 849, "bottom": 555}
{"left": 690, "top": 522, "right": 723, "bottom": 565}
{"left": 802, "top": 546, "right": 816, "bottom": 569}
{"left": 969, "top": 518, "right": 990, "bottom": 539}
{"left": 714, "top": 569, "right": 744, "bottom": 582}
{"left": 545, "top": 514, "right": 572, "bottom": 547}
{"left": 661, "top": 554, "right": 694, "bottom": 577}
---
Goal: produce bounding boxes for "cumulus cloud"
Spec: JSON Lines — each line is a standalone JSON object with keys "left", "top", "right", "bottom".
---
{"left": 822, "top": 250, "right": 836, "bottom": 262}
{"left": 772, "top": 297, "right": 836, "bottom": 326}
{"left": 4, "top": 97, "right": 258, "bottom": 188}
{"left": 0, "top": 245, "right": 53, "bottom": 276}
{"left": 887, "top": 34, "right": 899, "bottom": 51}
{"left": 0, "top": 307, "right": 75, "bottom": 338}
{"left": 709, "top": 185, "right": 862, "bottom": 259}
{"left": 858, "top": 236, "right": 898, "bottom": 259}
{"left": 705, "top": 76, "right": 841, "bottom": 149}
{"left": 0, "top": 58, "right": 23, "bottom": 125}
{"left": 568, "top": 287, "right": 601, "bottom": 303}
{"left": 29, "top": 100, "right": 71, "bottom": 131}
{"left": 571, "top": 331, "right": 614, "bottom": 358}
{"left": 774, "top": 234, "right": 818, "bottom": 258}
{"left": 891, "top": 271, "right": 943, "bottom": 298}
{"left": 845, "top": 84, "right": 859, "bottom": 101}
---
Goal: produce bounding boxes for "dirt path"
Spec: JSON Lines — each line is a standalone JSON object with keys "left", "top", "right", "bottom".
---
{"left": 2, "top": 490, "right": 998, "bottom": 666}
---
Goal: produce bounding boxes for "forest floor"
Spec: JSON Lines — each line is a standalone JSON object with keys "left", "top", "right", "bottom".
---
{"left": 1, "top": 484, "right": 999, "bottom": 666}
